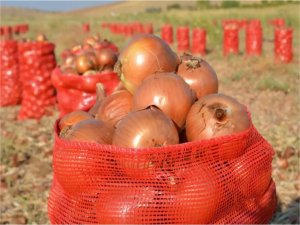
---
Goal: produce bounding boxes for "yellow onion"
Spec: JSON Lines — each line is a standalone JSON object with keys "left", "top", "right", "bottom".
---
{"left": 95, "top": 89, "right": 133, "bottom": 127}
{"left": 64, "top": 119, "right": 114, "bottom": 144}
{"left": 177, "top": 53, "right": 218, "bottom": 99}
{"left": 132, "top": 72, "right": 196, "bottom": 130}
{"left": 115, "top": 34, "right": 180, "bottom": 94}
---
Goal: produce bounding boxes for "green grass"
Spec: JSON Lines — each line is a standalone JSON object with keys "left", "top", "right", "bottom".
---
{"left": 256, "top": 76, "right": 290, "bottom": 93}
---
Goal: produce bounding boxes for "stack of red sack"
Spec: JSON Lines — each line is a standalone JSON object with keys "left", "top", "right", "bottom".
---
{"left": 0, "top": 40, "right": 21, "bottom": 106}
{"left": 18, "top": 41, "right": 56, "bottom": 120}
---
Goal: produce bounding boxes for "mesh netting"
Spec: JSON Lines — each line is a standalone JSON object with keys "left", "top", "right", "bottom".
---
{"left": 51, "top": 67, "right": 120, "bottom": 116}
{"left": 246, "top": 21, "right": 263, "bottom": 56}
{"left": 191, "top": 28, "right": 206, "bottom": 56}
{"left": 274, "top": 27, "right": 293, "bottom": 63}
{"left": 0, "top": 40, "right": 21, "bottom": 106}
{"left": 17, "top": 41, "right": 56, "bottom": 120}
{"left": 223, "top": 25, "right": 239, "bottom": 55}
{"left": 176, "top": 26, "right": 190, "bottom": 53}
{"left": 161, "top": 24, "right": 174, "bottom": 45}
{"left": 48, "top": 112, "right": 276, "bottom": 224}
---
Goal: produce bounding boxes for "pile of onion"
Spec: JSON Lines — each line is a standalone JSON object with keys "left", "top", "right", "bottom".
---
{"left": 60, "top": 35, "right": 118, "bottom": 75}
{"left": 56, "top": 34, "right": 260, "bottom": 223}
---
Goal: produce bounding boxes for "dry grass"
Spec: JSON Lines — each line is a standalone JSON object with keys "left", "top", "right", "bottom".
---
{"left": 0, "top": 2, "right": 299, "bottom": 224}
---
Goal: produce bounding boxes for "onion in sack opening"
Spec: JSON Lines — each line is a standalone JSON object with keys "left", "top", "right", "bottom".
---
{"left": 132, "top": 72, "right": 196, "bottom": 130}
{"left": 112, "top": 106, "right": 179, "bottom": 178}
{"left": 95, "top": 89, "right": 133, "bottom": 127}
{"left": 186, "top": 93, "right": 250, "bottom": 159}
{"left": 75, "top": 53, "right": 97, "bottom": 75}
{"left": 63, "top": 119, "right": 114, "bottom": 144}
{"left": 96, "top": 48, "right": 118, "bottom": 73}
{"left": 177, "top": 53, "right": 218, "bottom": 99}
{"left": 114, "top": 34, "right": 180, "bottom": 94}
{"left": 59, "top": 110, "right": 94, "bottom": 136}
{"left": 113, "top": 106, "right": 179, "bottom": 148}
{"left": 88, "top": 83, "right": 106, "bottom": 116}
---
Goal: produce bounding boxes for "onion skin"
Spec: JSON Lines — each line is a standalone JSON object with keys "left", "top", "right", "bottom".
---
{"left": 64, "top": 119, "right": 114, "bottom": 144}
{"left": 75, "top": 54, "right": 97, "bottom": 74}
{"left": 95, "top": 90, "right": 133, "bottom": 127}
{"left": 63, "top": 54, "right": 76, "bottom": 67}
{"left": 59, "top": 110, "right": 93, "bottom": 134}
{"left": 115, "top": 34, "right": 180, "bottom": 94}
{"left": 132, "top": 72, "right": 196, "bottom": 130}
{"left": 186, "top": 93, "right": 250, "bottom": 142}
{"left": 89, "top": 83, "right": 106, "bottom": 116}
{"left": 177, "top": 53, "right": 218, "bottom": 99}
{"left": 96, "top": 48, "right": 118, "bottom": 73}
{"left": 36, "top": 33, "right": 47, "bottom": 42}
{"left": 113, "top": 106, "right": 179, "bottom": 148}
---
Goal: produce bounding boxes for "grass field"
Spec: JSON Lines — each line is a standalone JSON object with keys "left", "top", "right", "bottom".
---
{"left": 1, "top": 1, "right": 300, "bottom": 224}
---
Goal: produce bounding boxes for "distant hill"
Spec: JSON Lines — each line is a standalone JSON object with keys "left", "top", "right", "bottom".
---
{"left": 64, "top": 1, "right": 196, "bottom": 17}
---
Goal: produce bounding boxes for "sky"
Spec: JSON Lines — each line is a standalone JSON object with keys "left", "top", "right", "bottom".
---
{"left": 0, "top": 0, "right": 117, "bottom": 12}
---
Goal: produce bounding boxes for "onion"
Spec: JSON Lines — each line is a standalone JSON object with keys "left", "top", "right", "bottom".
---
{"left": 113, "top": 106, "right": 179, "bottom": 148}
{"left": 83, "top": 35, "right": 100, "bottom": 47}
{"left": 115, "top": 34, "right": 180, "bottom": 93}
{"left": 75, "top": 54, "right": 97, "bottom": 75}
{"left": 177, "top": 53, "right": 218, "bottom": 99}
{"left": 95, "top": 48, "right": 118, "bottom": 73}
{"left": 132, "top": 72, "right": 196, "bottom": 130}
{"left": 36, "top": 33, "right": 47, "bottom": 42}
{"left": 71, "top": 44, "right": 82, "bottom": 53}
{"left": 89, "top": 83, "right": 106, "bottom": 116}
{"left": 95, "top": 89, "right": 133, "bottom": 127}
{"left": 85, "top": 50, "right": 99, "bottom": 68}
{"left": 64, "top": 119, "right": 114, "bottom": 144}
{"left": 186, "top": 93, "right": 250, "bottom": 142}
{"left": 83, "top": 70, "right": 97, "bottom": 76}
{"left": 59, "top": 110, "right": 94, "bottom": 136}
{"left": 63, "top": 54, "right": 76, "bottom": 67}
{"left": 169, "top": 165, "right": 222, "bottom": 224}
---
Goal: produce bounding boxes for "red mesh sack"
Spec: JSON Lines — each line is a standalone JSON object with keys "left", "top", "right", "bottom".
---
{"left": 48, "top": 111, "right": 277, "bottom": 224}
{"left": 51, "top": 67, "right": 120, "bottom": 117}
{"left": 143, "top": 23, "right": 153, "bottom": 34}
{"left": 191, "top": 28, "right": 206, "bottom": 56}
{"left": 274, "top": 27, "right": 293, "bottom": 63}
{"left": 246, "top": 21, "right": 263, "bottom": 56}
{"left": 176, "top": 26, "right": 190, "bottom": 53}
{"left": 0, "top": 40, "right": 21, "bottom": 106}
{"left": 82, "top": 23, "right": 90, "bottom": 33}
{"left": 161, "top": 24, "right": 174, "bottom": 45}
{"left": 223, "top": 25, "right": 239, "bottom": 55}
{"left": 18, "top": 41, "right": 56, "bottom": 120}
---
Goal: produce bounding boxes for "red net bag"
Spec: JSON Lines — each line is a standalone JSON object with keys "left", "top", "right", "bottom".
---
{"left": 191, "top": 28, "right": 206, "bottom": 56}
{"left": 143, "top": 23, "right": 154, "bottom": 35}
{"left": 176, "top": 26, "right": 190, "bottom": 53}
{"left": 223, "top": 25, "right": 239, "bottom": 55}
{"left": 82, "top": 23, "right": 90, "bottom": 33}
{"left": 48, "top": 111, "right": 276, "bottom": 224}
{"left": 274, "top": 27, "right": 293, "bottom": 63}
{"left": 161, "top": 24, "right": 174, "bottom": 45}
{"left": 18, "top": 41, "right": 56, "bottom": 120}
{"left": 51, "top": 67, "right": 120, "bottom": 117}
{"left": 0, "top": 40, "right": 21, "bottom": 106}
{"left": 246, "top": 21, "right": 263, "bottom": 56}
